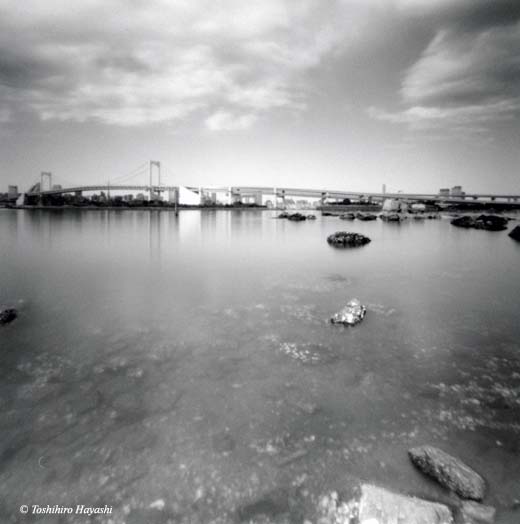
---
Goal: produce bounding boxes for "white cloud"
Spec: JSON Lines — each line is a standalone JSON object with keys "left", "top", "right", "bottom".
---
{"left": 205, "top": 110, "right": 257, "bottom": 131}
{"left": 370, "top": 19, "right": 520, "bottom": 135}
{"left": 0, "top": 0, "right": 370, "bottom": 128}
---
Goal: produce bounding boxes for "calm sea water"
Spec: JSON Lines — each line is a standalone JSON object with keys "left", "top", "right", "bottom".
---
{"left": 1, "top": 209, "right": 519, "bottom": 523}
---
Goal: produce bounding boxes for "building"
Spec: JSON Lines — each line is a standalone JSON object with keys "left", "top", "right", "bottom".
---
{"left": 451, "top": 185, "right": 465, "bottom": 198}
{"left": 7, "top": 185, "right": 18, "bottom": 200}
{"left": 439, "top": 188, "right": 450, "bottom": 197}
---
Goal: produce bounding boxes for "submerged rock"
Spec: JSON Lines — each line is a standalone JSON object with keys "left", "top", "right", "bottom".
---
{"left": 509, "top": 225, "right": 520, "bottom": 241}
{"left": 331, "top": 299, "right": 366, "bottom": 326}
{"left": 358, "top": 484, "right": 454, "bottom": 524}
{"left": 327, "top": 231, "right": 371, "bottom": 248}
{"left": 0, "top": 308, "right": 17, "bottom": 325}
{"left": 408, "top": 445, "right": 486, "bottom": 501}
{"left": 237, "top": 488, "right": 291, "bottom": 522}
{"left": 459, "top": 501, "right": 496, "bottom": 524}
{"left": 451, "top": 215, "right": 508, "bottom": 231}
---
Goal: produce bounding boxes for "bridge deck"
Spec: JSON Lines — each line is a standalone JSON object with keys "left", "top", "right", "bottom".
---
{"left": 26, "top": 184, "right": 520, "bottom": 203}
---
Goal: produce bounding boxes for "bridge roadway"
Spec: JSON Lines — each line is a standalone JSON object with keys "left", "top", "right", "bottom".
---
{"left": 27, "top": 184, "right": 520, "bottom": 204}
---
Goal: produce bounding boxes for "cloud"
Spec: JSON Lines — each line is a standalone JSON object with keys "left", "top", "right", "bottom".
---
{"left": 0, "top": 107, "right": 10, "bottom": 123}
{"left": 370, "top": 1, "right": 520, "bottom": 135}
{"left": 0, "top": 0, "right": 371, "bottom": 128}
{"left": 205, "top": 110, "right": 257, "bottom": 131}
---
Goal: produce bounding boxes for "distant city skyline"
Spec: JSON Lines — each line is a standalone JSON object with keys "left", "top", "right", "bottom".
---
{"left": 1, "top": 1, "right": 519, "bottom": 194}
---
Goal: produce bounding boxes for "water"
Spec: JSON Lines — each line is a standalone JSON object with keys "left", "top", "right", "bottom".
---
{"left": 1, "top": 209, "right": 519, "bottom": 523}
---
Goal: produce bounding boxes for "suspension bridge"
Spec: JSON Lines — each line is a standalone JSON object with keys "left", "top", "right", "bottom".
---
{"left": 14, "top": 161, "right": 520, "bottom": 208}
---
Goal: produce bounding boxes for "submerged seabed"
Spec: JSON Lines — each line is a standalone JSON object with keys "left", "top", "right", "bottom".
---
{"left": 0, "top": 209, "right": 520, "bottom": 523}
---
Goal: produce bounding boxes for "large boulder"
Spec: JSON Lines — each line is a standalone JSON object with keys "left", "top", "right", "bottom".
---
{"left": 358, "top": 484, "right": 454, "bottom": 524}
{"left": 408, "top": 446, "right": 486, "bottom": 501}
{"left": 509, "top": 225, "right": 520, "bottom": 241}
{"left": 331, "top": 299, "right": 366, "bottom": 326}
{"left": 0, "top": 308, "right": 17, "bottom": 326}
{"left": 327, "top": 231, "right": 371, "bottom": 248}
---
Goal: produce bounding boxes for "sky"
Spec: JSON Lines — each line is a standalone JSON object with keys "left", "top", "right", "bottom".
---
{"left": 0, "top": 0, "right": 519, "bottom": 194}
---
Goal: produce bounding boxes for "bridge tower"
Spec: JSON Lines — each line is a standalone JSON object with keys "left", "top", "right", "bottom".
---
{"left": 40, "top": 172, "right": 52, "bottom": 192}
{"left": 39, "top": 172, "right": 52, "bottom": 205}
{"left": 149, "top": 161, "right": 161, "bottom": 201}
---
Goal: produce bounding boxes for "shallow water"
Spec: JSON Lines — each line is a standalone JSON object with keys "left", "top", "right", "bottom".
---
{"left": 1, "top": 209, "right": 520, "bottom": 523}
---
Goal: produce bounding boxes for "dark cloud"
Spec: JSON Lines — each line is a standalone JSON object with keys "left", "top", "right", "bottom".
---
{"left": 440, "top": 0, "right": 520, "bottom": 33}
{"left": 370, "top": 1, "right": 520, "bottom": 136}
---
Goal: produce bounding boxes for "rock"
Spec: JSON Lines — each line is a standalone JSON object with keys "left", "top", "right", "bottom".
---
{"left": 287, "top": 212, "right": 307, "bottom": 221}
{"left": 321, "top": 211, "right": 335, "bottom": 216}
{"left": 380, "top": 213, "right": 401, "bottom": 222}
{"left": 339, "top": 212, "right": 356, "bottom": 220}
{"left": 331, "top": 299, "right": 366, "bottom": 326}
{"left": 451, "top": 215, "right": 508, "bottom": 231}
{"left": 358, "top": 484, "right": 454, "bottom": 524}
{"left": 408, "top": 445, "right": 486, "bottom": 501}
{"left": 307, "top": 214, "right": 317, "bottom": 220}
{"left": 327, "top": 231, "right": 371, "bottom": 248}
{"left": 451, "top": 216, "right": 475, "bottom": 228}
{"left": 317, "top": 491, "right": 358, "bottom": 524}
{"left": 459, "top": 501, "right": 495, "bottom": 524}
{"left": 509, "top": 225, "right": 520, "bottom": 241}
{"left": 149, "top": 499, "right": 165, "bottom": 511}
{"left": 356, "top": 212, "right": 377, "bottom": 221}
{"left": 474, "top": 215, "right": 507, "bottom": 231}
{"left": 278, "top": 212, "right": 289, "bottom": 218}
{"left": 0, "top": 308, "right": 17, "bottom": 325}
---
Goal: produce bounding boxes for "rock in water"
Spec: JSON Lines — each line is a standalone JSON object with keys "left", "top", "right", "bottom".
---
{"left": 451, "top": 216, "right": 475, "bottom": 228}
{"left": 331, "top": 299, "right": 366, "bottom": 326}
{"left": 408, "top": 446, "right": 486, "bottom": 501}
{"left": 307, "top": 214, "right": 317, "bottom": 220}
{"left": 339, "top": 212, "right": 356, "bottom": 220}
{"left": 287, "top": 213, "right": 307, "bottom": 221}
{"left": 509, "top": 225, "right": 520, "bottom": 241}
{"left": 451, "top": 215, "right": 507, "bottom": 231}
{"left": 356, "top": 212, "right": 377, "bottom": 221}
{"left": 459, "top": 501, "right": 496, "bottom": 524}
{"left": 380, "top": 213, "right": 401, "bottom": 222}
{"left": 327, "top": 231, "right": 371, "bottom": 248}
{"left": 0, "top": 308, "right": 17, "bottom": 325}
{"left": 358, "top": 484, "right": 454, "bottom": 524}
